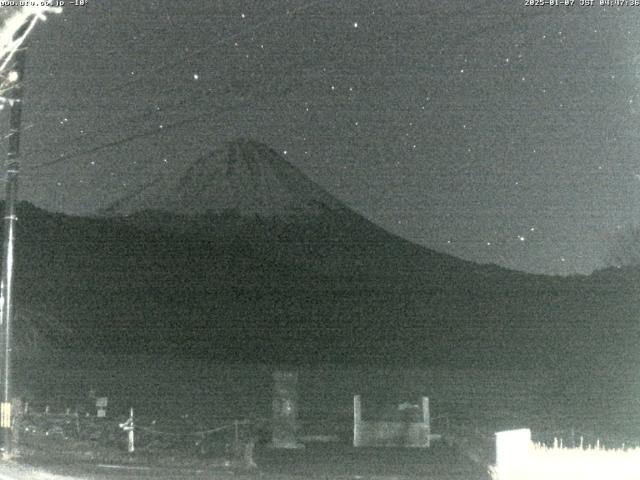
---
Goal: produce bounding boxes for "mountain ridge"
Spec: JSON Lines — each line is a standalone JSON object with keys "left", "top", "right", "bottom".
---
{"left": 0, "top": 137, "right": 635, "bottom": 370}
{"left": 102, "top": 138, "right": 346, "bottom": 219}
{"left": 8, "top": 196, "right": 637, "bottom": 369}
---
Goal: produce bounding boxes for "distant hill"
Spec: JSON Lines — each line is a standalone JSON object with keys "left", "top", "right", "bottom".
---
{"left": 3, "top": 139, "right": 639, "bottom": 376}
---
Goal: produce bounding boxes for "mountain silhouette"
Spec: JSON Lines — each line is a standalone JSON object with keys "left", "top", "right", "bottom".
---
{"left": 102, "top": 138, "right": 345, "bottom": 218}
{"left": 0, "top": 139, "right": 636, "bottom": 377}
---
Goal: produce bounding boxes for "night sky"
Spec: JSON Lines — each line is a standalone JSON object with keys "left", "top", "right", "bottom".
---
{"left": 7, "top": 1, "right": 640, "bottom": 276}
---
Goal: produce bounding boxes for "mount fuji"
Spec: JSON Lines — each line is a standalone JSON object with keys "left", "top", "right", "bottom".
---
{"left": 3, "top": 138, "right": 637, "bottom": 374}
{"left": 98, "top": 138, "right": 507, "bottom": 294}
{"left": 103, "top": 138, "right": 345, "bottom": 218}
{"left": 1, "top": 139, "right": 636, "bottom": 426}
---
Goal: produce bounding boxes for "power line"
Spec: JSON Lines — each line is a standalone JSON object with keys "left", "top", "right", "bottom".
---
{"left": 19, "top": 0, "right": 322, "bottom": 174}
{"left": 27, "top": 111, "right": 211, "bottom": 170}
{"left": 20, "top": 3, "right": 570, "bottom": 177}
{"left": 101, "top": 0, "right": 322, "bottom": 97}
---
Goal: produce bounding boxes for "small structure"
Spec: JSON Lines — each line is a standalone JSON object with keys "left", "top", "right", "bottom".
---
{"left": 95, "top": 397, "right": 108, "bottom": 418}
{"left": 270, "top": 371, "right": 303, "bottom": 448}
{"left": 353, "top": 395, "right": 432, "bottom": 447}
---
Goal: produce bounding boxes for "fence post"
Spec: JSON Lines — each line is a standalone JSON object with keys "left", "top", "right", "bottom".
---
{"left": 422, "top": 396, "right": 430, "bottom": 447}
{"left": 127, "top": 408, "right": 134, "bottom": 453}
{"left": 119, "top": 408, "right": 135, "bottom": 454}
{"left": 353, "top": 395, "right": 361, "bottom": 447}
{"left": 235, "top": 419, "right": 239, "bottom": 445}
{"left": 10, "top": 396, "right": 22, "bottom": 453}
{"left": 495, "top": 428, "right": 531, "bottom": 474}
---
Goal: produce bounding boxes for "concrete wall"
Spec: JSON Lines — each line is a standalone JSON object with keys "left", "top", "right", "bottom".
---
{"left": 355, "top": 421, "right": 430, "bottom": 447}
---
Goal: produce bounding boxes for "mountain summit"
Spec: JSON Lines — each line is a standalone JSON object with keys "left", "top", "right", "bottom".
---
{"left": 75, "top": 137, "right": 639, "bottom": 370}
{"left": 103, "top": 138, "right": 344, "bottom": 218}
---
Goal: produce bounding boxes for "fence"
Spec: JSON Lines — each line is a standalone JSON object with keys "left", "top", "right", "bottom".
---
{"left": 16, "top": 404, "right": 260, "bottom": 466}
{"left": 13, "top": 368, "right": 453, "bottom": 455}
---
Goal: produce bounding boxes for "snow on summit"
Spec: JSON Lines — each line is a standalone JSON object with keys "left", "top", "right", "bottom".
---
{"left": 103, "top": 138, "right": 344, "bottom": 219}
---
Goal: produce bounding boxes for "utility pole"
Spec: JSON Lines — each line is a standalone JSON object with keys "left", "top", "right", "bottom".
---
{"left": 0, "top": 28, "right": 27, "bottom": 456}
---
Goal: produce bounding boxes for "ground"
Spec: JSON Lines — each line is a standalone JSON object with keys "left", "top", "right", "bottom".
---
{"left": 0, "top": 441, "right": 489, "bottom": 480}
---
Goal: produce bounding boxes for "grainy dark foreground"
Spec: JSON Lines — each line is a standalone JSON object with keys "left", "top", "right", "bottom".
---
{"left": 8, "top": 442, "right": 489, "bottom": 480}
